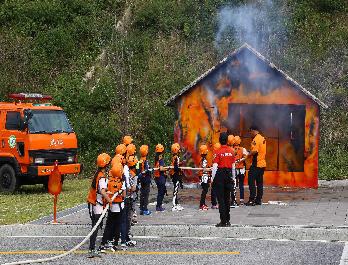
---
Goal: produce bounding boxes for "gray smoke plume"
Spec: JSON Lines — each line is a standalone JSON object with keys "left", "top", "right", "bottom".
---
{"left": 215, "top": 0, "right": 288, "bottom": 56}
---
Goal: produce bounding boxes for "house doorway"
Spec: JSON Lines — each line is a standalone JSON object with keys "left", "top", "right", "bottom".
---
{"left": 227, "top": 103, "right": 305, "bottom": 172}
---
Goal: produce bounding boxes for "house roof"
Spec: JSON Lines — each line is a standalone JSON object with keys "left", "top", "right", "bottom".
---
{"left": 165, "top": 43, "right": 328, "bottom": 109}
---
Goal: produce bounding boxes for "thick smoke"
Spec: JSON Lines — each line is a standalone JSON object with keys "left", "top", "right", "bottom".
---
{"left": 215, "top": 0, "right": 288, "bottom": 56}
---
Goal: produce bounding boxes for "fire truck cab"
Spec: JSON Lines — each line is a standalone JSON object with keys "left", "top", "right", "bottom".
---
{"left": 0, "top": 93, "right": 82, "bottom": 193}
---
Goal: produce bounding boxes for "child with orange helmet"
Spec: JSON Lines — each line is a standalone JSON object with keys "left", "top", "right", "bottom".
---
{"left": 198, "top": 145, "right": 211, "bottom": 211}
{"left": 154, "top": 144, "right": 166, "bottom": 212}
{"left": 99, "top": 162, "right": 126, "bottom": 253}
{"left": 228, "top": 135, "right": 235, "bottom": 147}
{"left": 210, "top": 143, "right": 221, "bottom": 209}
{"left": 170, "top": 143, "right": 184, "bottom": 211}
{"left": 86, "top": 153, "right": 112, "bottom": 257}
{"left": 138, "top": 145, "right": 152, "bottom": 215}
{"left": 123, "top": 135, "right": 133, "bottom": 146}
{"left": 233, "top": 136, "right": 248, "bottom": 206}
{"left": 119, "top": 155, "right": 138, "bottom": 249}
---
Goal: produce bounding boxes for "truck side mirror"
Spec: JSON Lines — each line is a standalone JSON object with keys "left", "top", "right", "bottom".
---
{"left": 22, "top": 110, "right": 33, "bottom": 131}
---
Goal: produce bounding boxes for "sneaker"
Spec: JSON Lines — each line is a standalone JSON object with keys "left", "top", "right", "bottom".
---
{"left": 106, "top": 240, "right": 114, "bottom": 248}
{"left": 215, "top": 222, "right": 227, "bottom": 227}
{"left": 108, "top": 245, "right": 119, "bottom": 252}
{"left": 97, "top": 245, "right": 106, "bottom": 253}
{"left": 172, "top": 205, "right": 181, "bottom": 211}
{"left": 245, "top": 201, "right": 256, "bottom": 206}
{"left": 211, "top": 205, "right": 218, "bottom": 209}
{"left": 176, "top": 204, "right": 184, "bottom": 210}
{"left": 143, "top": 210, "right": 152, "bottom": 215}
{"left": 88, "top": 249, "right": 101, "bottom": 258}
{"left": 120, "top": 243, "right": 127, "bottom": 250}
{"left": 199, "top": 205, "right": 208, "bottom": 211}
{"left": 230, "top": 201, "right": 239, "bottom": 208}
{"left": 126, "top": 240, "right": 137, "bottom": 247}
{"left": 172, "top": 205, "right": 184, "bottom": 211}
{"left": 239, "top": 200, "right": 245, "bottom": 206}
{"left": 156, "top": 206, "right": 165, "bottom": 212}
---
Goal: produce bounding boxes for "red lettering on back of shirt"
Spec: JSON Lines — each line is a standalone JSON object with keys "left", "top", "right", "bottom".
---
{"left": 213, "top": 145, "right": 235, "bottom": 168}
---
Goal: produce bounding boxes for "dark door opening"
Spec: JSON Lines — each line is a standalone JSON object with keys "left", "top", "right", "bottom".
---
{"left": 227, "top": 103, "right": 305, "bottom": 172}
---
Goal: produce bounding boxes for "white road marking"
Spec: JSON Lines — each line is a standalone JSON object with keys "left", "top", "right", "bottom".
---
{"left": 340, "top": 242, "right": 348, "bottom": 265}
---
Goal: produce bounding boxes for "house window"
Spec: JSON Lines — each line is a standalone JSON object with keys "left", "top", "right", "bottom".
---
{"left": 227, "top": 103, "right": 305, "bottom": 172}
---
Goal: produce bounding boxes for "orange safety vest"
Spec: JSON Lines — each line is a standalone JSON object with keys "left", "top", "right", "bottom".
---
{"left": 234, "top": 146, "right": 245, "bottom": 169}
{"left": 87, "top": 172, "right": 105, "bottom": 205}
{"left": 107, "top": 177, "right": 124, "bottom": 203}
{"left": 169, "top": 155, "right": 178, "bottom": 176}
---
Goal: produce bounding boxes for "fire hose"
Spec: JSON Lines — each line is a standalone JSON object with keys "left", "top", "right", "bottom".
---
{"left": 3, "top": 164, "right": 245, "bottom": 265}
{"left": 2, "top": 191, "right": 121, "bottom": 265}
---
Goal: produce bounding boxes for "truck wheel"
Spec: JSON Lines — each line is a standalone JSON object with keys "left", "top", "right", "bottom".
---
{"left": 0, "top": 164, "right": 18, "bottom": 193}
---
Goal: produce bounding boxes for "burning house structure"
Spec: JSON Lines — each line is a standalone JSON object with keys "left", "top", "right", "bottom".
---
{"left": 166, "top": 44, "right": 328, "bottom": 188}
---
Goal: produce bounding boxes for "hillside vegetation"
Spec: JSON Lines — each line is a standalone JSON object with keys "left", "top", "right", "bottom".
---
{"left": 0, "top": 0, "right": 347, "bottom": 179}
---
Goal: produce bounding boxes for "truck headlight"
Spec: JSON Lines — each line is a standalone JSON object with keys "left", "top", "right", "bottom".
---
{"left": 67, "top": 156, "right": 74, "bottom": 163}
{"left": 34, "top": 158, "right": 45, "bottom": 164}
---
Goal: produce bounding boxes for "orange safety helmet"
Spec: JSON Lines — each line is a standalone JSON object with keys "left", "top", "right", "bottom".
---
{"left": 199, "top": 145, "right": 208, "bottom": 155}
{"left": 171, "top": 143, "right": 180, "bottom": 154}
{"left": 228, "top": 135, "right": 235, "bottom": 146}
{"left": 213, "top": 142, "right": 221, "bottom": 151}
{"left": 123, "top": 135, "right": 133, "bottom": 145}
{"left": 127, "top": 155, "right": 138, "bottom": 167}
{"left": 234, "top": 136, "right": 241, "bottom": 145}
{"left": 111, "top": 154, "right": 125, "bottom": 166}
{"left": 97, "top": 153, "right": 111, "bottom": 168}
{"left": 110, "top": 162, "right": 123, "bottom": 178}
{"left": 155, "top": 144, "right": 164, "bottom": 153}
{"left": 140, "top": 145, "right": 149, "bottom": 157}
{"left": 126, "top": 143, "right": 136, "bottom": 156}
{"left": 115, "top": 144, "right": 127, "bottom": 155}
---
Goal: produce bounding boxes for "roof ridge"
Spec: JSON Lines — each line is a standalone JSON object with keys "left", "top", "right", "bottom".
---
{"left": 165, "top": 44, "right": 328, "bottom": 109}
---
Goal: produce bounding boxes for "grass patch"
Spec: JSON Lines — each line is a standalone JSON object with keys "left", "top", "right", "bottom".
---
{"left": 0, "top": 177, "right": 90, "bottom": 225}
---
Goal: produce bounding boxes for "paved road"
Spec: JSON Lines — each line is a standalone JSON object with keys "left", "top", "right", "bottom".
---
{"left": 34, "top": 184, "right": 348, "bottom": 227}
{"left": 0, "top": 236, "right": 345, "bottom": 265}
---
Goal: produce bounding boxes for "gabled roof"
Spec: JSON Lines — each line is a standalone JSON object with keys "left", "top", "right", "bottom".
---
{"left": 165, "top": 43, "right": 328, "bottom": 109}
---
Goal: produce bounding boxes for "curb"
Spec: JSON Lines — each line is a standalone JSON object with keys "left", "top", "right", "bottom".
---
{"left": 1, "top": 224, "right": 347, "bottom": 242}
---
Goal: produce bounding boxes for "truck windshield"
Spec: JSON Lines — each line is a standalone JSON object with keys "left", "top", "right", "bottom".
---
{"left": 27, "top": 110, "right": 73, "bottom": 134}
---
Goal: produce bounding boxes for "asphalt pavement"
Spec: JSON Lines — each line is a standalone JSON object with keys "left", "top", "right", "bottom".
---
{"left": 1, "top": 180, "right": 348, "bottom": 264}
{"left": 0, "top": 236, "right": 345, "bottom": 265}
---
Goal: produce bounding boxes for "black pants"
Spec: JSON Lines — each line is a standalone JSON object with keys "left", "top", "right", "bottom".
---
{"left": 88, "top": 204, "right": 101, "bottom": 251}
{"left": 121, "top": 198, "right": 131, "bottom": 243}
{"left": 248, "top": 166, "right": 265, "bottom": 203}
{"left": 230, "top": 178, "right": 237, "bottom": 204}
{"left": 155, "top": 176, "right": 166, "bottom": 208}
{"left": 140, "top": 183, "right": 150, "bottom": 211}
{"left": 172, "top": 177, "right": 182, "bottom": 206}
{"left": 101, "top": 210, "right": 122, "bottom": 246}
{"left": 200, "top": 183, "right": 209, "bottom": 207}
{"left": 213, "top": 168, "right": 232, "bottom": 224}
{"left": 236, "top": 172, "right": 245, "bottom": 200}
{"left": 211, "top": 185, "right": 217, "bottom": 206}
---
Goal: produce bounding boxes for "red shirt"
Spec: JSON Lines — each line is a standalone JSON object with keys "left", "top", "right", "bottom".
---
{"left": 213, "top": 145, "right": 235, "bottom": 168}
